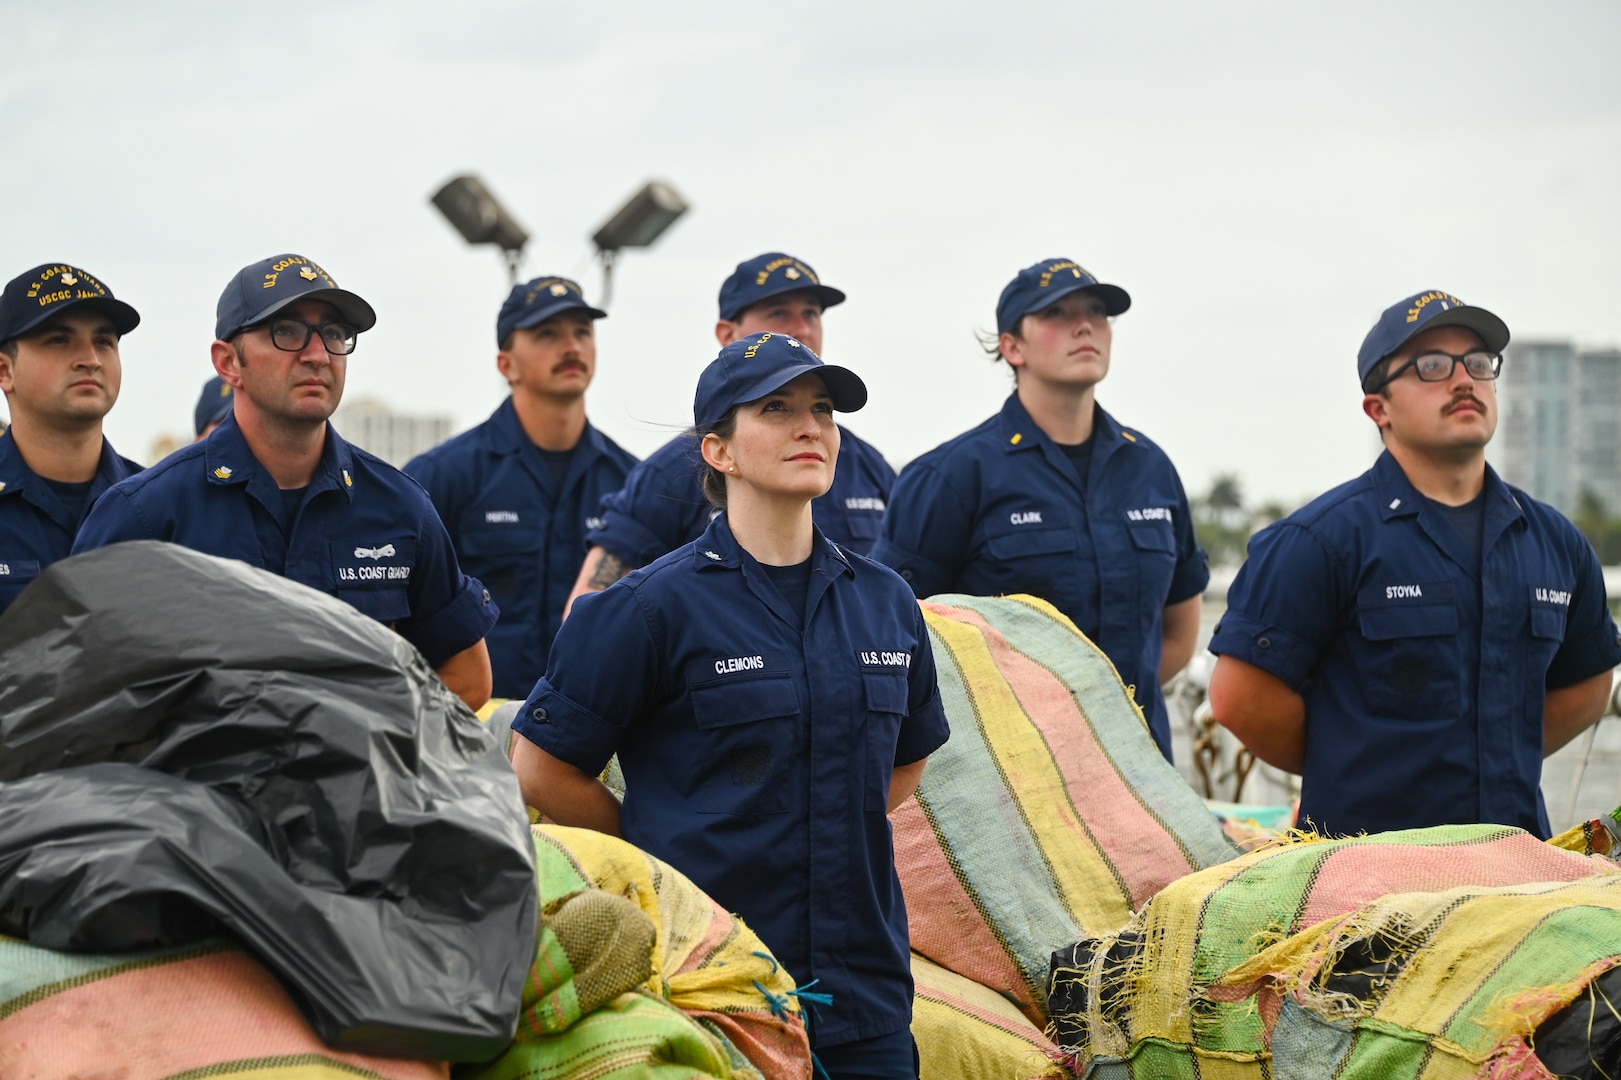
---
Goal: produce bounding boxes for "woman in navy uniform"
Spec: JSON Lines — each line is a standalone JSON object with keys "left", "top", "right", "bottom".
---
{"left": 511, "top": 331, "right": 948, "bottom": 1078}
{"left": 873, "top": 258, "right": 1209, "bottom": 760}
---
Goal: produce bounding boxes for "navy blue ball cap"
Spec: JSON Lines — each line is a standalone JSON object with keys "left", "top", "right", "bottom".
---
{"left": 995, "top": 258, "right": 1130, "bottom": 334}
{"left": 194, "top": 375, "right": 234, "bottom": 436}
{"left": 496, "top": 276, "right": 607, "bottom": 344}
{"left": 1357, "top": 290, "right": 1510, "bottom": 387}
{"left": 214, "top": 254, "right": 376, "bottom": 341}
{"left": 0, "top": 263, "right": 140, "bottom": 343}
{"left": 693, "top": 331, "right": 866, "bottom": 431}
{"left": 717, "top": 252, "right": 846, "bottom": 322}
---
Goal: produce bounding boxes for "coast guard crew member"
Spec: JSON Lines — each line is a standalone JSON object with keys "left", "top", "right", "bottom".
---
{"left": 405, "top": 276, "right": 637, "bottom": 700}
{"left": 74, "top": 254, "right": 498, "bottom": 710}
{"left": 1208, "top": 291, "right": 1621, "bottom": 838}
{"left": 873, "top": 259, "right": 1208, "bottom": 760}
{"left": 194, "top": 374, "right": 233, "bottom": 440}
{"left": 513, "top": 332, "right": 947, "bottom": 1076}
{"left": 564, "top": 252, "right": 894, "bottom": 612}
{"left": 0, "top": 263, "right": 143, "bottom": 615}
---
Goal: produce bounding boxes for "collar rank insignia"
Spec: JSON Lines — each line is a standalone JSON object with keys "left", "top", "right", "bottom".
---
{"left": 549, "top": 283, "right": 568, "bottom": 296}
{"left": 213, "top": 466, "right": 233, "bottom": 479}
{"left": 343, "top": 469, "right": 353, "bottom": 488}
{"left": 1389, "top": 498, "right": 1402, "bottom": 510}
{"left": 703, "top": 550, "right": 721, "bottom": 560}
{"left": 60, "top": 272, "right": 78, "bottom": 287}
{"left": 299, "top": 266, "right": 319, "bottom": 281}
{"left": 0, "top": 482, "right": 7, "bottom": 493}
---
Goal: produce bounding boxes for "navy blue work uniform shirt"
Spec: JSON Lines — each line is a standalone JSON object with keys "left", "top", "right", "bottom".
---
{"left": 404, "top": 398, "right": 637, "bottom": 699}
{"left": 1210, "top": 451, "right": 1621, "bottom": 838}
{"left": 0, "top": 430, "right": 141, "bottom": 615}
{"left": 513, "top": 515, "right": 950, "bottom": 1047}
{"left": 586, "top": 424, "right": 894, "bottom": 565}
{"left": 872, "top": 394, "right": 1208, "bottom": 758}
{"left": 72, "top": 413, "right": 497, "bottom": 668}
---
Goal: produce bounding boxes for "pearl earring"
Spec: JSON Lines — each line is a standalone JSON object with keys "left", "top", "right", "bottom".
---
{"left": 727, "top": 465, "right": 735, "bottom": 473}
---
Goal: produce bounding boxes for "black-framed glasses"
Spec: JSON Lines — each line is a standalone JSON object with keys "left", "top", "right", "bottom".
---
{"left": 251, "top": 318, "right": 359, "bottom": 355}
{"left": 1378, "top": 350, "right": 1502, "bottom": 389}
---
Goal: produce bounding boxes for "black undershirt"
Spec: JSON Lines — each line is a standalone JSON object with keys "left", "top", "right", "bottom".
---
{"left": 760, "top": 558, "right": 813, "bottom": 627}
{"left": 1428, "top": 490, "right": 1486, "bottom": 567}
{"left": 1054, "top": 435, "right": 1095, "bottom": 493}
{"left": 43, "top": 477, "right": 96, "bottom": 524}
{"left": 277, "top": 487, "right": 308, "bottom": 535}
{"left": 538, "top": 447, "right": 574, "bottom": 493}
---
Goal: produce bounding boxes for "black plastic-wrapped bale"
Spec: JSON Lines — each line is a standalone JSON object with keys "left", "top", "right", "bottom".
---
{"left": 0, "top": 541, "right": 537, "bottom": 1062}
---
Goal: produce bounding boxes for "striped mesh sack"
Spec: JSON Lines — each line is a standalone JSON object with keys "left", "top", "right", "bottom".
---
{"left": 1047, "top": 824, "right": 1617, "bottom": 1079}
{"left": 910, "top": 952, "right": 1067, "bottom": 1080}
{"left": 1213, "top": 874, "right": 1621, "bottom": 1079}
{"left": 895, "top": 594, "right": 1239, "bottom": 1026}
{"left": 466, "top": 824, "right": 812, "bottom": 1080}
{"left": 0, "top": 935, "right": 449, "bottom": 1079}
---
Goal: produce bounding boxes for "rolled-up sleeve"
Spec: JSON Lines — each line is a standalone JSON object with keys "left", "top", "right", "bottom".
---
{"left": 895, "top": 601, "right": 950, "bottom": 765}
{"left": 511, "top": 585, "right": 660, "bottom": 775}
{"left": 1208, "top": 522, "right": 1341, "bottom": 691}
{"left": 871, "top": 462, "right": 968, "bottom": 601}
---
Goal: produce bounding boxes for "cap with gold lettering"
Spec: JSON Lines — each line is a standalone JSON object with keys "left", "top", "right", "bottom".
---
{"left": 0, "top": 263, "right": 140, "bottom": 343}
{"left": 694, "top": 331, "right": 866, "bottom": 432}
{"left": 496, "top": 275, "right": 607, "bottom": 344}
{"left": 995, "top": 258, "right": 1130, "bottom": 334}
{"left": 1357, "top": 290, "right": 1510, "bottom": 388}
{"left": 214, "top": 254, "right": 377, "bottom": 341}
{"left": 717, "top": 252, "right": 846, "bottom": 322}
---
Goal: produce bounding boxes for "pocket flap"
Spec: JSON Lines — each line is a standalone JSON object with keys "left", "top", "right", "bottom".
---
{"left": 984, "top": 527, "right": 1072, "bottom": 559}
{"left": 1359, "top": 603, "right": 1458, "bottom": 641}
{"left": 1127, "top": 522, "right": 1176, "bottom": 553}
{"left": 691, "top": 675, "right": 800, "bottom": 730}
{"left": 863, "top": 671, "right": 909, "bottom": 714}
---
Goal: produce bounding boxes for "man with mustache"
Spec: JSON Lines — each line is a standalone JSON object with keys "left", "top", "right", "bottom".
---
{"left": 405, "top": 276, "right": 636, "bottom": 700}
{"left": 74, "top": 254, "right": 499, "bottom": 710}
{"left": 1209, "top": 291, "right": 1621, "bottom": 838}
{"left": 0, "top": 263, "right": 143, "bottom": 615}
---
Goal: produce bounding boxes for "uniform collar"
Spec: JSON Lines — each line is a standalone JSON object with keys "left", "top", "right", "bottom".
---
{"left": 1370, "top": 450, "right": 1523, "bottom": 525}
{"left": 689, "top": 511, "right": 854, "bottom": 582}
{"left": 994, "top": 392, "right": 1139, "bottom": 456}
{"left": 0, "top": 428, "right": 132, "bottom": 502}
{"left": 488, "top": 396, "right": 608, "bottom": 460}
{"left": 203, "top": 411, "right": 357, "bottom": 502}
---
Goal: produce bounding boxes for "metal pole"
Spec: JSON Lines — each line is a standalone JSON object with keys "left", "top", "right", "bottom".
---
{"left": 598, "top": 248, "right": 617, "bottom": 310}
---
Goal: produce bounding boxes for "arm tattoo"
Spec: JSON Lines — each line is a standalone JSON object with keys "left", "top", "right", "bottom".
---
{"left": 588, "top": 551, "right": 633, "bottom": 590}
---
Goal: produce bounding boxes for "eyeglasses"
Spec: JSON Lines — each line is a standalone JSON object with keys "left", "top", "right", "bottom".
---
{"left": 1377, "top": 350, "right": 1502, "bottom": 390}
{"left": 249, "top": 318, "right": 359, "bottom": 355}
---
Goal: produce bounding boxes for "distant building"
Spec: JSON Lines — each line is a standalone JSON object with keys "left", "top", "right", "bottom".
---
{"left": 1492, "top": 341, "right": 1621, "bottom": 517}
{"left": 333, "top": 398, "right": 452, "bottom": 467}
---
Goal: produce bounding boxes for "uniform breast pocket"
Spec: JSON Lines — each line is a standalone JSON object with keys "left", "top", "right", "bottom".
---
{"left": 1355, "top": 585, "right": 1461, "bottom": 722}
{"left": 1526, "top": 586, "right": 1572, "bottom": 684}
{"left": 689, "top": 674, "right": 800, "bottom": 815}
{"left": 1126, "top": 520, "right": 1178, "bottom": 604}
{"left": 457, "top": 525, "right": 542, "bottom": 600}
{"left": 332, "top": 538, "right": 416, "bottom": 625}
{"left": 0, "top": 558, "right": 42, "bottom": 611}
{"left": 862, "top": 671, "right": 909, "bottom": 811}
{"left": 981, "top": 526, "right": 1074, "bottom": 594}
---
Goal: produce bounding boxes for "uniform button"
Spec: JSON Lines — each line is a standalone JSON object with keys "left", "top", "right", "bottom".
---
{"left": 1256, "top": 636, "right": 1273, "bottom": 650}
{"left": 531, "top": 706, "right": 549, "bottom": 723}
{"left": 483, "top": 589, "right": 493, "bottom": 604}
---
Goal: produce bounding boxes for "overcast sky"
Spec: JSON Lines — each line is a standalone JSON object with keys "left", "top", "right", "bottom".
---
{"left": 5, "top": 1, "right": 1618, "bottom": 506}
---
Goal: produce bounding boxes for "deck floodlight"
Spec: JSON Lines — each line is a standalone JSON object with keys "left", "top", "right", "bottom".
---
{"left": 430, "top": 175, "right": 530, "bottom": 282}
{"left": 591, "top": 181, "right": 689, "bottom": 306}
{"left": 591, "top": 181, "right": 689, "bottom": 253}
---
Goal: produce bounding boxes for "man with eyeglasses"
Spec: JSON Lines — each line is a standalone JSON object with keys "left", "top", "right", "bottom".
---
{"left": 0, "top": 263, "right": 143, "bottom": 616}
{"left": 74, "top": 254, "right": 499, "bottom": 710}
{"left": 1208, "top": 290, "right": 1621, "bottom": 839}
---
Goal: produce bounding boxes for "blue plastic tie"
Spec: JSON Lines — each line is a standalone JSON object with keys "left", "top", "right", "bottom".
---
{"left": 750, "top": 950, "right": 779, "bottom": 974}
{"left": 751, "top": 979, "right": 793, "bottom": 1020}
